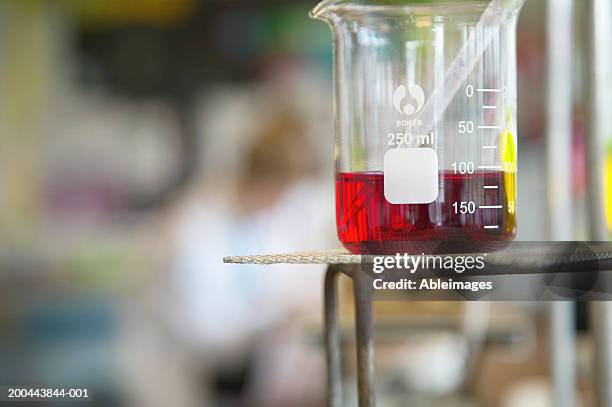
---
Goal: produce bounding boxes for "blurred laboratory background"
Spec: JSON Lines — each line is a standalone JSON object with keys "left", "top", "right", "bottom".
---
{"left": 0, "top": 0, "right": 610, "bottom": 406}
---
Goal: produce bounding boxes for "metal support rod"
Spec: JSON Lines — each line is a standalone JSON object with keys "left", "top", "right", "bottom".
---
{"left": 546, "top": 1, "right": 577, "bottom": 406}
{"left": 550, "top": 302, "right": 576, "bottom": 407}
{"left": 352, "top": 268, "right": 376, "bottom": 407}
{"left": 592, "top": 302, "right": 612, "bottom": 407}
{"left": 546, "top": 0, "right": 574, "bottom": 240}
{"left": 324, "top": 265, "right": 343, "bottom": 407}
{"left": 586, "top": 0, "right": 612, "bottom": 406}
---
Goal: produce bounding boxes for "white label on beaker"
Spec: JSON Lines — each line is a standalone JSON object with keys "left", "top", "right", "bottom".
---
{"left": 384, "top": 148, "right": 439, "bottom": 204}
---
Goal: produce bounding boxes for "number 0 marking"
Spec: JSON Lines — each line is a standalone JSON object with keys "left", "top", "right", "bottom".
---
{"left": 466, "top": 85, "right": 474, "bottom": 98}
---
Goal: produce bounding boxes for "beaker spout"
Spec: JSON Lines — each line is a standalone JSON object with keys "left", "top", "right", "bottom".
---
{"left": 309, "top": 0, "right": 343, "bottom": 22}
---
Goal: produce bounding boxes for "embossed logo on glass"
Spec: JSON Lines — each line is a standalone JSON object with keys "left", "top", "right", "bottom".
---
{"left": 393, "top": 84, "right": 425, "bottom": 116}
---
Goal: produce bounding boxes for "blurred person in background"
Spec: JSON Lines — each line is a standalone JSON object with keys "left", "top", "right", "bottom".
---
{"left": 167, "top": 74, "right": 335, "bottom": 406}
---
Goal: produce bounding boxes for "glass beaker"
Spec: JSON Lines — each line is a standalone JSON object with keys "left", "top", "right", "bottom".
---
{"left": 311, "top": 0, "right": 523, "bottom": 254}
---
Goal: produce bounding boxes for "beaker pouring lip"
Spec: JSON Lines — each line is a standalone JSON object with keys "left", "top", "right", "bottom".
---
{"left": 310, "top": 0, "right": 500, "bottom": 21}
{"left": 309, "top": 0, "right": 340, "bottom": 20}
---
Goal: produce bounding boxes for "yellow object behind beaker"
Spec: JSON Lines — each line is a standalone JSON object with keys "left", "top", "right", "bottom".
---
{"left": 606, "top": 146, "right": 612, "bottom": 232}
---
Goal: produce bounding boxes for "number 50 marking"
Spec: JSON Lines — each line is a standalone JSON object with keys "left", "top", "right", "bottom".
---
{"left": 458, "top": 121, "right": 474, "bottom": 134}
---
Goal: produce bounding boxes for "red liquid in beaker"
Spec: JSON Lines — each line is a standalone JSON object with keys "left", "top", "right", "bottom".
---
{"left": 336, "top": 171, "right": 516, "bottom": 254}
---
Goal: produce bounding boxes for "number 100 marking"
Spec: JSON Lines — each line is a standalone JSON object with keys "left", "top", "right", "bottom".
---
{"left": 452, "top": 161, "right": 475, "bottom": 175}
